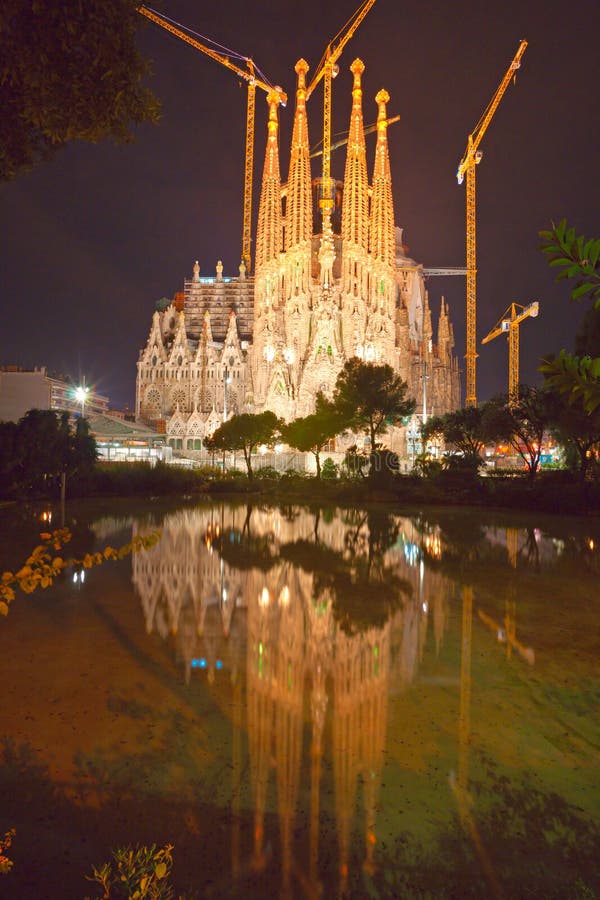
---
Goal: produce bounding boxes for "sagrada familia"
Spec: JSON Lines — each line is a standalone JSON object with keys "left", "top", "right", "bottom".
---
{"left": 136, "top": 58, "right": 461, "bottom": 454}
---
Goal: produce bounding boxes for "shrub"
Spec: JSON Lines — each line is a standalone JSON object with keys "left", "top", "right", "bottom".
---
{"left": 321, "top": 458, "right": 339, "bottom": 480}
{"left": 254, "top": 465, "right": 280, "bottom": 480}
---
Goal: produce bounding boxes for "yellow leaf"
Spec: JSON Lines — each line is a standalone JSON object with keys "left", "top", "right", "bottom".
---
{"left": 52, "top": 557, "right": 64, "bottom": 569}
{"left": 2, "top": 572, "right": 13, "bottom": 584}
{"left": 16, "top": 566, "right": 32, "bottom": 579}
{"left": 39, "top": 532, "right": 51, "bottom": 541}
{"left": 0, "top": 601, "right": 8, "bottom": 616}
{"left": 155, "top": 861, "right": 167, "bottom": 879}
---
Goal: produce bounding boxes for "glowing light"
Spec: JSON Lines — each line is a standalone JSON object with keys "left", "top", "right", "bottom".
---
{"left": 274, "top": 443, "right": 284, "bottom": 454}
{"left": 191, "top": 658, "right": 207, "bottom": 668}
{"left": 264, "top": 345, "right": 276, "bottom": 362}
{"left": 259, "top": 587, "right": 270, "bottom": 607}
{"left": 279, "top": 585, "right": 290, "bottom": 606}
{"left": 222, "top": 588, "right": 227, "bottom": 602}
{"left": 283, "top": 347, "right": 295, "bottom": 364}
{"left": 259, "top": 444, "right": 268, "bottom": 455}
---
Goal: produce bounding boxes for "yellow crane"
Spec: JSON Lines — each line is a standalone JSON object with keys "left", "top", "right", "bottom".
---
{"left": 457, "top": 39, "right": 528, "bottom": 408}
{"left": 306, "top": 0, "right": 378, "bottom": 227}
{"left": 138, "top": 5, "right": 287, "bottom": 274}
{"left": 309, "top": 115, "right": 400, "bottom": 159}
{"left": 481, "top": 300, "right": 539, "bottom": 401}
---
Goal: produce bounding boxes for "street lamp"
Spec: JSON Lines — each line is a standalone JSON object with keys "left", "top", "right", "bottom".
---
{"left": 75, "top": 381, "right": 90, "bottom": 417}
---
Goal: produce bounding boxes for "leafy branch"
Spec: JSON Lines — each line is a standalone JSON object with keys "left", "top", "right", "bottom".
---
{"left": 0, "top": 527, "right": 161, "bottom": 616}
{"left": 540, "top": 351, "right": 600, "bottom": 413}
{"left": 0, "top": 828, "right": 15, "bottom": 875}
{"left": 539, "top": 219, "right": 600, "bottom": 307}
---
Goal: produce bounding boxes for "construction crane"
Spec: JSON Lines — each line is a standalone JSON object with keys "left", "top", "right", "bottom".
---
{"left": 457, "top": 39, "right": 528, "bottom": 408}
{"left": 306, "top": 0, "right": 378, "bottom": 226}
{"left": 309, "top": 114, "right": 400, "bottom": 159}
{"left": 138, "top": 5, "right": 287, "bottom": 274}
{"left": 481, "top": 300, "right": 539, "bottom": 401}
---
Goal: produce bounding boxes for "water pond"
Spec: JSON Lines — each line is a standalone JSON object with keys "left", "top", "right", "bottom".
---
{"left": 1, "top": 497, "right": 599, "bottom": 899}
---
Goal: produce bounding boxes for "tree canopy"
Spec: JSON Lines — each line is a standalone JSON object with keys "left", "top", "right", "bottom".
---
{"left": 205, "top": 412, "right": 282, "bottom": 479}
{"left": 422, "top": 406, "right": 488, "bottom": 462}
{"left": 539, "top": 220, "right": 600, "bottom": 413}
{"left": 283, "top": 392, "right": 347, "bottom": 478}
{"left": 0, "top": 409, "right": 97, "bottom": 497}
{"left": 332, "top": 358, "right": 415, "bottom": 452}
{"left": 0, "top": 0, "right": 160, "bottom": 181}
{"left": 482, "top": 387, "right": 553, "bottom": 479}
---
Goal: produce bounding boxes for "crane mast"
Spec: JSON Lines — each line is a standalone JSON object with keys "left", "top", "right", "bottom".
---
{"left": 481, "top": 300, "right": 539, "bottom": 402}
{"left": 306, "top": 0, "right": 378, "bottom": 228}
{"left": 138, "top": 5, "right": 287, "bottom": 273}
{"left": 457, "top": 39, "right": 528, "bottom": 408}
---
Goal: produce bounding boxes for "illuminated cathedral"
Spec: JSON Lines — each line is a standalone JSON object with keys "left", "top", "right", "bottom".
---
{"left": 136, "top": 58, "right": 460, "bottom": 454}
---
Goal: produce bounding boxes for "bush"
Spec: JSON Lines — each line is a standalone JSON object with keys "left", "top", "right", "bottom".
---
{"left": 254, "top": 466, "right": 280, "bottom": 480}
{"left": 321, "top": 458, "right": 339, "bottom": 480}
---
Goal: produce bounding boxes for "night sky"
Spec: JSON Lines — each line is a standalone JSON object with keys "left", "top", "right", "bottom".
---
{"left": 1, "top": 0, "right": 598, "bottom": 410}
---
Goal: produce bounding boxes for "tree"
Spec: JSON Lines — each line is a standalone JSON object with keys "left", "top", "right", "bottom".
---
{"left": 205, "top": 412, "right": 282, "bottom": 479}
{"left": 0, "top": 0, "right": 160, "bottom": 181}
{"left": 482, "top": 387, "right": 553, "bottom": 480}
{"left": 283, "top": 392, "right": 347, "bottom": 478}
{"left": 421, "top": 406, "right": 488, "bottom": 464}
{"left": 0, "top": 409, "right": 97, "bottom": 497}
{"left": 539, "top": 220, "right": 600, "bottom": 413}
{"left": 332, "top": 358, "right": 416, "bottom": 456}
{"left": 546, "top": 389, "right": 600, "bottom": 481}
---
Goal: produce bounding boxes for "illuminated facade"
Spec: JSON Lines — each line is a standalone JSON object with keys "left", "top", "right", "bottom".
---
{"left": 136, "top": 59, "right": 460, "bottom": 452}
{"left": 131, "top": 504, "right": 452, "bottom": 892}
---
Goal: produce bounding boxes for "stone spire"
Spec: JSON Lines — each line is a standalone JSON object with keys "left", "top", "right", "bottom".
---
{"left": 255, "top": 91, "right": 283, "bottom": 274}
{"left": 369, "top": 89, "right": 396, "bottom": 289}
{"left": 437, "top": 296, "right": 452, "bottom": 364}
{"left": 341, "top": 59, "right": 370, "bottom": 293}
{"left": 285, "top": 60, "right": 312, "bottom": 258}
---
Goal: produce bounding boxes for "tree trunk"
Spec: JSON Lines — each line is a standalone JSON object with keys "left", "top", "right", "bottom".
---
{"left": 244, "top": 448, "right": 253, "bottom": 480}
{"left": 60, "top": 471, "right": 66, "bottom": 526}
{"left": 315, "top": 451, "right": 321, "bottom": 479}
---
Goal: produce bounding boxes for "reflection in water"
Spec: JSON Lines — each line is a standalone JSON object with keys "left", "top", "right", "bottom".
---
{"left": 132, "top": 505, "right": 454, "bottom": 895}
{"left": 3, "top": 500, "right": 599, "bottom": 899}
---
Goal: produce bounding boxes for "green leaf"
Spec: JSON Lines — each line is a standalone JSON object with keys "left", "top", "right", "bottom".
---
{"left": 571, "top": 282, "right": 598, "bottom": 300}
{"left": 589, "top": 239, "right": 600, "bottom": 268}
{"left": 548, "top": 257, "right": 574, "bottom": 267}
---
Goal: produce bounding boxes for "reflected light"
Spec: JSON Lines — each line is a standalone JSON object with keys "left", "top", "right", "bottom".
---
{"left": 279, "top": 585, "right": 290, "bottom": 606}
{"left": 259, "top": 587, "right": 270, "bottom": 607}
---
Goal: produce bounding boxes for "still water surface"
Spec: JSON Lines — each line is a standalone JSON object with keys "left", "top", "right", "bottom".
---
{"left": 1, "top": 498, "right": 599, "bottom": 899}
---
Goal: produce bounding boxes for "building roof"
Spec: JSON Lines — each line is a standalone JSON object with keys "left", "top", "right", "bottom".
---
{"left": 88, "top": 413, "right": 164, "bottom": 442}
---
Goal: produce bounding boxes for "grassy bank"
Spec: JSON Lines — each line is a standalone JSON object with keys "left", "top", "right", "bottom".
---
{"left": 49, "top": 461, "right": 600, "bottom": 516}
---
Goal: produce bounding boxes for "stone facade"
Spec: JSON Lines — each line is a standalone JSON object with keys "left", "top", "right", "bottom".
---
{"left": 136, "top": 59, "right": 461, "bottom": 454}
